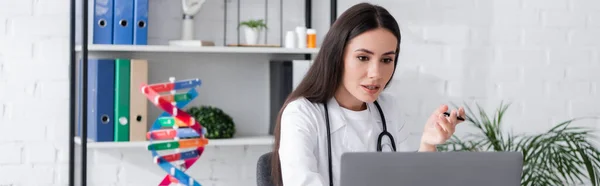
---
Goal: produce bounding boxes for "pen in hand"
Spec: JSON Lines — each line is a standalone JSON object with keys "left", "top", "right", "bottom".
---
{"left": 443, "top": 112, "right": 465, "bottom": 121}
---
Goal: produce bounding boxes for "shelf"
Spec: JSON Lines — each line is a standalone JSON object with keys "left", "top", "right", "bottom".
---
{"left": 74, "top": 135, "right": 274, "bottom": 149}
{"left": 75, "top": 44, "right": 320, "bottom": 54}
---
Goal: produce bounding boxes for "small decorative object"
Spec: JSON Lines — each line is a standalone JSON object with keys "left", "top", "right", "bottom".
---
{"left": 187, "top": 105, "right": 236, "bottom": 139}
{"left": 307, "top": 28, "right": 317, "bottom": 48}
{"left": 168, "top": 0, "right": 215, "bottom": 47}
{"left": 142, "top": 77, "right": 208, "bottom": 186}
{"left": 285, "top": 31, "right": 296, "bottom": 48}
{"left": 437, "top": 101, "right": 600, "bottom": 186}
{"left": 239, "top": 19, "right": 268, "bottom": 45}
{"left": 295, "top": 26, "right": 307, "bottom": 48}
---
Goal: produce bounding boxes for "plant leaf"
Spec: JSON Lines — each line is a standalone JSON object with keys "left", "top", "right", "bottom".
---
{"left": 438, "top": 102, "right": 600, "bottom": 186}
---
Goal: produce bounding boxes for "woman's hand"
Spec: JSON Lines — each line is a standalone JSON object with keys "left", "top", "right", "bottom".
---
{"left": 419, "top": 104, "right": 465, "bottom": 152}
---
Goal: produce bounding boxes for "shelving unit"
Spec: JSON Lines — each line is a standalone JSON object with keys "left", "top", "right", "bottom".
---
{"left": 74, "top": 135, "right": 274, "bottom": 149}
{"left": 68, "top": 0, "right": 336, "bottom": 185}
{"left": 75, "top": 44, "right": 320, "bottom": 54}
{"left": 68, "top": 0, "right": 337, "bottom": 186}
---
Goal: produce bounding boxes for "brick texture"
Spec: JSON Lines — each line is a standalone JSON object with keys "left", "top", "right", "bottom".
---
{"left": 1, "top": 0, "right": 599, "bottom": 186}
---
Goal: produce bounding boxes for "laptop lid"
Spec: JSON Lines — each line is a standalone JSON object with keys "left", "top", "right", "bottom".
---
{"left": 340, "top": 151, "right": 523, "bottom": 186}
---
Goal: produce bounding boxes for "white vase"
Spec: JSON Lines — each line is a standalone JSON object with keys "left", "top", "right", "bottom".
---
{"left": 244, "top": 27, "right": 261, "bottom": 45}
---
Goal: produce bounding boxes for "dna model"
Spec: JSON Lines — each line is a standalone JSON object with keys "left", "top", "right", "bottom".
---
{"left": 141, "top": 77, "right": 208, "bottom": 186}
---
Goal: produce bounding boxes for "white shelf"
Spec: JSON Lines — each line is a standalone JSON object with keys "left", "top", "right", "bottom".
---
{"left": 75, "top": 44, "right": 320, "bottom": 54}
{"left": 74, "top": 135, "right": 274, "bottom": 149}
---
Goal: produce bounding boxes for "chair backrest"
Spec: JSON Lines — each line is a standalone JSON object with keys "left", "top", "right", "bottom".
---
{"left": 256, "top": 151, "right": 275, "bottom": 186}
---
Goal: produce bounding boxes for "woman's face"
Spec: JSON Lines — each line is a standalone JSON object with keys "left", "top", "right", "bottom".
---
{"left": 336, "top": 27, "right": 397, "bottom": 109}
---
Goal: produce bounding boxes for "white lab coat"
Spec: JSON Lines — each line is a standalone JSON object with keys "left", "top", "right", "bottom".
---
{"left": 278, "top": 92, "right": 412, "bottom": 186}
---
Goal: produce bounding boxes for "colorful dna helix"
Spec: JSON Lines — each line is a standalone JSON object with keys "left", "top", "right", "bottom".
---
{"left": 141, "top": 77, "right": 207, "bottom": 186}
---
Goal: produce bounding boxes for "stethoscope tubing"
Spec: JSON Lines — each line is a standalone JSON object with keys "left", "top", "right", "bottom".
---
{"left": 323, "top": 100, "right": 396, "bottom": 186}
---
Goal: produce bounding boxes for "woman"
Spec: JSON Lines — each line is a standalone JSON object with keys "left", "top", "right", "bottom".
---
{"left": 270, "top": 2, "right": 465, "bottom": 186}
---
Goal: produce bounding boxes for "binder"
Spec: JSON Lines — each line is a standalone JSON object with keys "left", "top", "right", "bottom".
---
{"left": 133, "top": 0, "right": 148, "bottom": 45}
{"left": 92, "top": 0, "right": 114, "bottom": 44}
{"left": 114, "top": 58, "right": 131, "bottom": 141}
{"left": 88, "top": 59, "right": 116, "bottom": 142}
{"left": 113, "top": 0, "right": 134, "bottom": 45}
{"left": 268, "top": 61, "right": 293, "bottom": 135}
{"left": 129, "top": 59, "right": 148, "bottom": 141}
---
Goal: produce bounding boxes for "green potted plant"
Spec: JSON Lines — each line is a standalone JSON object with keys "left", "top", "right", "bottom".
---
{"left": 239, "top": 19, "right": 267, "bottom": 45}
{"left": 186, "top": 105, "right": 236, "bottom": 139}
{"left": 437, "top": 101, "right": 600, "bottom": 186}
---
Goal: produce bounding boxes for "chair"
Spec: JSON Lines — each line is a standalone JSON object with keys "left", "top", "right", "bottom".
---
{"left": 256, "top": 152, "right": 275, "bottom": 186}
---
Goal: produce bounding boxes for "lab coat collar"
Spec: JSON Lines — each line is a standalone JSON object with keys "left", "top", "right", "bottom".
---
{"left": 326, "top": 97, "right": 386, "bottom": 152}
{"left": 325, "top": 97, "right": 346, "bottom": 133}
{"left": 369, "top": 101, "right": 384, "bottom": 124}
{"left": 325, "top": 98, "right": 384, "bottom": 134}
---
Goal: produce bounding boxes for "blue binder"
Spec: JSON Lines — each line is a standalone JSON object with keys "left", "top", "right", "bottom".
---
{"left": 87, "top": 59, "right": 116, "bottom": 142}
{"left": 113, "top": 0, "right": 134, "bottom": 45}
{"left": 93, "top": 0, "right": 114, "bottom": 44}
{"left": 133, "top": 0, "right": 148, "bottom": 45}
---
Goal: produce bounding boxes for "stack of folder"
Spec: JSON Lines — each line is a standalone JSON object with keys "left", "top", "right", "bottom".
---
{"left": 93, "top": 0, "right": 148, "bottom": 45}
{"left": 77, "top": 58, "right": 150, "bottom": 142}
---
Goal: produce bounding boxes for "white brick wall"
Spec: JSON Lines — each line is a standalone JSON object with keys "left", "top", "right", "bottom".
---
{"left": 334, "top": 0, "right": 600, "bottom": 149}
{"left": 1, "top": 0, "right": 599, "bottom": 186}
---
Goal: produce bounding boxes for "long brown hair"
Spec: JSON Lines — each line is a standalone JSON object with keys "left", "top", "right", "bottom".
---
{"left": 270, "top": 2, "right": 401, "bottom": 185}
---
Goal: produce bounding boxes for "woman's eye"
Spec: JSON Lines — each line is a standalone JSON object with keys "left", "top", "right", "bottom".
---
{"left": 382, "top": 58, "right": 393, "bottom": 63}
{"left": 357, "top": 56, "right": 369, "bottom": 61}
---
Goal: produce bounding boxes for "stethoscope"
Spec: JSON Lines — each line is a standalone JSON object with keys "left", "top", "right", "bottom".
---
{"left": 323, "top": 100, "right": 395, "bottom": 186}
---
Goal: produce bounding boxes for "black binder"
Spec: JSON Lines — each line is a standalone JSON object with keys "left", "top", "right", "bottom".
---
{"left": 269, "top": 60, "right": 294, "bottom": 135}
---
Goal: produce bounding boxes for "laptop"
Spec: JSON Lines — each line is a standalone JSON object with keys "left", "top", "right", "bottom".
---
{"left": 340, "top": 151, "right": 523, "bottom": 186}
